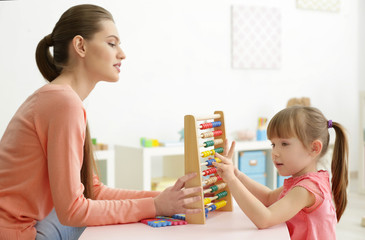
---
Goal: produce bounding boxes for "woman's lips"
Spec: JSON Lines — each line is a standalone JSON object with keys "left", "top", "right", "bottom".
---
{"left": 114, "top": 63, "right": 121, "bottom": 72}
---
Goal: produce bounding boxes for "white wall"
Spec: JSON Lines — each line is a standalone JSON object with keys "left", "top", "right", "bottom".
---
{"left": 0, "top": 0, "right": 360, "bottom": 172}
{"left": 360, "top": 1, "right": 365, "bottom": 92}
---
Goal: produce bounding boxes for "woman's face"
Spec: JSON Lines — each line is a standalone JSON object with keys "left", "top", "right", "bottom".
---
{"left": 84, "top": 20, "right": 126, "bottom": 82}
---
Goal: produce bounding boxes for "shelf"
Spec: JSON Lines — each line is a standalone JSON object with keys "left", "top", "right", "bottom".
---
{"left": 94, "top": 149, "right": 115, "bottom": 188}
{"left": 114, "top": 141, "right": 277, "bottom": 191}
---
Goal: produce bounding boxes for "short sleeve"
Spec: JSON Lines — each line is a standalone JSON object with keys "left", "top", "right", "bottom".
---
{"left": 295, "top": 179, "right": 324, "bottom": 213}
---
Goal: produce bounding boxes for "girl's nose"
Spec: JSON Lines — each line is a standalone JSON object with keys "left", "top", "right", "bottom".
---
{"left": 271, "top": 149, "right": 279, "bottom": 159}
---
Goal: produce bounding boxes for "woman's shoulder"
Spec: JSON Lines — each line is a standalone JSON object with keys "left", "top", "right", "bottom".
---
{"left": 33, "top": 84, "right": 83, "bottom": 109}
{"left": 36, "top": 84, "right": 81, "bottom": 102}
{"left": 32, "top": 84, "right": 85, "bottom": 118}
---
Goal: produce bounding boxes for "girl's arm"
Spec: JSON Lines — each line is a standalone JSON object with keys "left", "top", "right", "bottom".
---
{"left": 214, "top": 153, "right": 315, "bottom": 229}
{"left": 234, "top": 169, "right": 283, "bottom": 207}
{"left": 218, "top": 141, "right": 282, "bottom": 206}
{"left": 227, "top": 177, "right": 314, "bottom": 228}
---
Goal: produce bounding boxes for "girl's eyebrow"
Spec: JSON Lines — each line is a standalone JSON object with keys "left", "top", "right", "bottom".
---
{"left": 106, "top": 35, "right": 121, "bottom": 44}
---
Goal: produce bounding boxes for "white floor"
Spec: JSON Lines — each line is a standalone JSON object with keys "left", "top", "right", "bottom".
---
{"left": 336, "top": 177, "right": 365, "bottom": 240}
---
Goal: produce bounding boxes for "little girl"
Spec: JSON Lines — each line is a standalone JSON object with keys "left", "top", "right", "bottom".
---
{"left": 213, "top": 106, "right": 348, "bottom": 239}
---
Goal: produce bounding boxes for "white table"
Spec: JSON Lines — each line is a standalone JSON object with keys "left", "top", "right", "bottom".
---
{"left": 80, "top": 201, "right": 290, "bottom": 240}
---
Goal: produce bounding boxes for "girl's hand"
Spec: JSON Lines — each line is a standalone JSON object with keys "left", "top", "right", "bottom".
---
{"left": 213, "top": 140, "right": 236, "bottom": 183}
{"left": 154, "top": 173, "right": 202, "bottom": 216}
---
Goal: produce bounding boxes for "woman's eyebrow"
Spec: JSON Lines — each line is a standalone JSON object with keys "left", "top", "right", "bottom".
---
{"left": 106, "top": 35, "right": 121, "bottom": 44}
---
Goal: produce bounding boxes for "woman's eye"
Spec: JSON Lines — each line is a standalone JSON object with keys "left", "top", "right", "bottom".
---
{"left": 108, "top": 43, "right": 116, "bottom": 47}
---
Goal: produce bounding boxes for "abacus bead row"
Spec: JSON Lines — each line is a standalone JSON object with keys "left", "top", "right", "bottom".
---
{"left": 203, "top": 191, "right": 228, "bottom": 205}
{"left": 202, "top": 167, "right": 217, "bottom": 176}
{"left": 202, "top": 175, "right": 222, "bottom": 186}
{"left": 203, "top": 139, "right": 224, "bottom": 148}
{"left": 201, "top": 158, "right": 221, "bottom": 167}
{"left": 200, "top": 147, "right": 224, "bottom": 157}
{"left": 199, "top": 121, "right": 222, "bottom": 130}
{"left": 204, "top": 200, "right": 227, "bottom": 216}
{"left": 200, "top": 130, "right": 223, "bottom": 139}
{"left": 203, "top": 183, "right": 226, "bottom": 194}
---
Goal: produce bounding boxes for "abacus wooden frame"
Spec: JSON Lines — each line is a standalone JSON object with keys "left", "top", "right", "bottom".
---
{"left": 184, "top": 110, "right": 233, "bottom": 224}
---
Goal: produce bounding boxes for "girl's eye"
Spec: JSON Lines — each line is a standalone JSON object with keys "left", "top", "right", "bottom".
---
{"left": 282, "top": 142, "right": 289, "bottom": 146}
{"left": 271, "top": 143, "right": 275, "bottom": 148}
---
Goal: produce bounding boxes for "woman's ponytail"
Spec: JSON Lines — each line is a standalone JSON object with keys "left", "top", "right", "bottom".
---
{"left": 35, "top": 34, "right": 60, "bottom": 82}
{"left": 330, "top": 122, "right": 349, "bottom": 221}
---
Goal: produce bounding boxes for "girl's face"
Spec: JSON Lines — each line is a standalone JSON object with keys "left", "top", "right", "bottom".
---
{"left": 84, "top": 20, "right": 126, "bottom": 82}
{"left": 270, "top": 137, "right": 317, "bottom": 177}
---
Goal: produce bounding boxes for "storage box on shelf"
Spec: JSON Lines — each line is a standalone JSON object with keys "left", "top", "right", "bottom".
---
{"left": 238, "top": 150, "right": 267, "bottom": 186}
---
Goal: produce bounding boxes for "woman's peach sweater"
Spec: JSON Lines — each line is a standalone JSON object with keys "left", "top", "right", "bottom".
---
{"left": 0, "top": 84, "right": 159, "bottom": 240}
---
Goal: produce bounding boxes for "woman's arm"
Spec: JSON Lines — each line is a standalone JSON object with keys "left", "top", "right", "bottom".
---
{"left": 92, "top": 175, "right": 160, "bottom": 200}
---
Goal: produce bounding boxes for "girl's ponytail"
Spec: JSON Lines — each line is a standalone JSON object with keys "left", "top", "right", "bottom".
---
{"left": 35, "top": 34, "right": 60, "bottom": 82}
{"left": 330, "top": 122, "right": 349, "bottom": 221}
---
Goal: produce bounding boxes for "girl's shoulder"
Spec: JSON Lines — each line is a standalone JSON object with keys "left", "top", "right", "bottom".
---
{"left": 284, "top": 170, "right": 329, "bottom": 187}
{"left": 282, "top": 171, "right": 330, "bottom": 198}
{"left": 281, "top": 171, "right": 330, "bottom": 212}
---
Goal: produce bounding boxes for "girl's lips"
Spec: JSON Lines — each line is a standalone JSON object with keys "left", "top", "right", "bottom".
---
{"left": 275, "top": 162, "right": 284, "bottom": 167}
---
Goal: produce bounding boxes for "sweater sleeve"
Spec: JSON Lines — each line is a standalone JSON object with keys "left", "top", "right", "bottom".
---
{"left": 92, "top": 175, "right": 160, "bottom": 200}
{"left": 34, "top": 89, "right": 157, "bottom": 227}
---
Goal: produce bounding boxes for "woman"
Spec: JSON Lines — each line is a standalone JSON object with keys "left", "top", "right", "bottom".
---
{"left": 0, "top": 4, "right": 201, "bottom": 240}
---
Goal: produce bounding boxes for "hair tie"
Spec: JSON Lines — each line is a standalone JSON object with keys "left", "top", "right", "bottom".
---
{"left": 44, "top": 34, "right": 54, "bottom": 46}
{"left": 327, "top": 120, "right": 333, "bottom": 129}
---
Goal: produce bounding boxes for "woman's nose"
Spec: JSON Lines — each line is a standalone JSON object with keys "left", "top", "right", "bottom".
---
{"left": 117, "top": 47, "right": 126, "bottom": 60}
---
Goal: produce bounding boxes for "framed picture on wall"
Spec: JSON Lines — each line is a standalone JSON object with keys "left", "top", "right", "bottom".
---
{"left": 231, "top": 5, "right": 281, "bottom": 70}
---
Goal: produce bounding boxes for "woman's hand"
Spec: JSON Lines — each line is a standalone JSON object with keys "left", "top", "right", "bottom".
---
{"left": 154, "top": 173, "right": 202, "bottom": 216}
{"left": 213, "top": 140, "right": 236, "bottom": 183}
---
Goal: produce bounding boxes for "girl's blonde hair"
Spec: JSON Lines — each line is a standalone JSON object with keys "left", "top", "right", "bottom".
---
{"left": 35, "top": 4, "right": 113, "bottom": 199}
{"left": 267, "top": 106, "right": 348, "bottom": 221}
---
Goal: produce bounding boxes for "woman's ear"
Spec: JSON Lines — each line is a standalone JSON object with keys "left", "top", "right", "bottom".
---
{"left": 311, "top": 140, "right": 323, "bottom": 157}
{"left": 72, "top": 35, "right": 86, "bottom": 58}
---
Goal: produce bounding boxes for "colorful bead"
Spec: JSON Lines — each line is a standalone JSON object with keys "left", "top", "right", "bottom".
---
{"left": 202, "top": 167, "right": 217, "bottom": 176}
{"left": 216, "top": 191, "right": 228, "bottom": 199}
{"left": 215, "top": 147, "right": 224, "bottom": 154}
{"left": 200, "top": 121, "right": 222, "bottom": 130}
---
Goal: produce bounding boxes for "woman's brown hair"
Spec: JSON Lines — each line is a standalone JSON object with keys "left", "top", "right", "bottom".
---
{"left": 267, "top": 106, "right": 349, "bottom": 221}
{"left": 35, "top": 4, "right": 114, "bottom": 199}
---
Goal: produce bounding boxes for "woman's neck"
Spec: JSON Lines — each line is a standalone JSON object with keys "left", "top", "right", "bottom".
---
{"left": 50, "top": 71, "right": 97, "bottom": 101}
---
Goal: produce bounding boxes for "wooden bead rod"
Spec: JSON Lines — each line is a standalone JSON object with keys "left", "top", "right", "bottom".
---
{"left": 195, "top": 114, "right": 221, "bottom": 121}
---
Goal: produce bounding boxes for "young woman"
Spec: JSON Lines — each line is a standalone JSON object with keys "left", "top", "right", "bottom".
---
{"left": 0, "top": 4, "right": 201, "bottom": 240}
{"left": 214, "top": 106, "right": 348, "bottom": 239}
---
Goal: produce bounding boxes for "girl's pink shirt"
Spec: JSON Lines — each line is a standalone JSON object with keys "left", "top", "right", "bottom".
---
{"left": 279, "top": 170, "right": 337, "bottom": 240}
{"left": 0, "top": 84, "right": 159, "bottom": 240}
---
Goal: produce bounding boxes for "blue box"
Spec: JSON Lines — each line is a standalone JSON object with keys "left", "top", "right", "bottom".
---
{"left": 238, "top": 151, "right": 266, "bottom": 174}
{"left": 256, "top": 129, "right": 267, "bottom": 141}
{"left": 277, "top": 175, "right": 290, "bottom": 187}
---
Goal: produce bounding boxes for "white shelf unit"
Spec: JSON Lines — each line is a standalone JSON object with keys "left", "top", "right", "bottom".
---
{"left": 94, "top": 149, "right": 115, "bottom": 188}
{"left": 114, "top": 141, "right": 277, "bottom": 191}
{"left": 359, "top": 91, "right": 365, "bottom": 194}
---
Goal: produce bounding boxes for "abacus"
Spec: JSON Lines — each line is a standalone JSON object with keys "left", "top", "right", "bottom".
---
{"left": 184, "top": 111, "right": 233, "bottom": 224}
